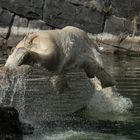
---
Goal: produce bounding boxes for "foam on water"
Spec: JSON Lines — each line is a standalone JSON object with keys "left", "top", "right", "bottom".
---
{"left": 26, "top": 130, "right": 129, "bottom": 140}
{"left": 88, "top": 77, "right": 133, "bottom": 114}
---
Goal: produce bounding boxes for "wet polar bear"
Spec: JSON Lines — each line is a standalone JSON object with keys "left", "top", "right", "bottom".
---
{"left": 5, "top": 26, "right": 114, "bottom": 88}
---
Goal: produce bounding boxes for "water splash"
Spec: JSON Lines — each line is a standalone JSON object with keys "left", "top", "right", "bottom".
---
{"left": 8, "top": 70, "right": 27, "bottom": 119}
{"left": 38, "top": 130, "right": 129, "bottom": 140}
{"left": 0, "top": 71, "right": 10, "bottom": 104}
{"left": 0, "top": 67, "right": 27, "bottom": 120}
{"left": 10, "top": 72, "right": 26, "bottom": 101}
{"left": 88, "top": 77, "right": 133, "bottom": 114}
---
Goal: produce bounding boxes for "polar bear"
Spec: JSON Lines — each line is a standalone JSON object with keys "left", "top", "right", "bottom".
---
{"left": 5, "top": 26, "right": 114, "bottom": 88}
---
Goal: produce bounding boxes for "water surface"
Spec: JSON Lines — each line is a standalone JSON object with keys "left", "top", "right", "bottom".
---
{"left": 23, "top": 54, "right": 140, "bottom": 140}
{"left": 1, "top": 54, "right": 140, "bottom": 140}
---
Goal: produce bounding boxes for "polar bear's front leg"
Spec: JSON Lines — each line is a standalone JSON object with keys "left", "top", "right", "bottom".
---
{"left": 83, "top": 60, "right": 115, "bottom": 88}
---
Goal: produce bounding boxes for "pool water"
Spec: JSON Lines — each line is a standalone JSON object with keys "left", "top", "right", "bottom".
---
{"left": 23, "top": 54, "right": 140, "bottom": 140}
{"left": 1, "top": 54, "right": 140, "bottom": 140}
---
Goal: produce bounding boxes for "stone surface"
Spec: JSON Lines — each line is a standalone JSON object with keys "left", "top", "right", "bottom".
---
{"left": 104, "top": 15, "right": 132, "bottom": 35}
{"left": 43, "top": 0, "right": 77, "bottom": 28}
{"left": 0, "top": 106, "right": 34, "bottom": 139}
{"left": 0, "top": 0, "right": 140, "bottom": 55}
{"left": 112, "top": 0, "right": 140, "bottom": 19}
{"left": 43, "top": 0, "right": 104, "bottom": 33}
{"left": 0, "top": 0, "right": 43, "bottom": 19}
{"left": 7, "top": 15, "right": 28, "bottom": 47}
{"left": 28, "top": 19, "right": 52, "bottom": 31}
{"left": 74, "top": 6, "right": 104, "bottom": 33}
{"left": 0, "top": 0, "right": 140, "bottom": 37}
{"left": 137, "top": 15, "right": 140, "bottom": 35}
{"left": 0, "top": 37, "right": 6, "bottom": 47}
{"left": 0, "top": 8, "right": 14, "bottom": 38}
{"left": 7, "top": 16, "right": 52, "bottom": 47}
{"left": 66, "top": 0, "right": 104, "bottom": 12}
{"left": 0, "top": 107, "right": 23, "bottom": 140}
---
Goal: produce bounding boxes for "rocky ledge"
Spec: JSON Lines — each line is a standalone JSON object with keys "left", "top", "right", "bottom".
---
{"left": 0, "top": 107, "right": 34, "bottom": 140}
{"left": 0, "top": 0, "right": 140, "bottom": 57}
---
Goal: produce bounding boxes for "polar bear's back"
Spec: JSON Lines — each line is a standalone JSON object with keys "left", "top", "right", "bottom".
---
{"left": 62, "top": 26, "right": 86, "bottom": 36}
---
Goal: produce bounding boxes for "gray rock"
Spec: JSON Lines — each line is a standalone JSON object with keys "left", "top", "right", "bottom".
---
{"left": 7, "top": 17, "right": 52, "bottom": 47}
{"left": 112, "top": 0, "right": 140, "bottom": 19}
{"left": 0, "top": 37, "right": 6, "bottom": 47}
{"left": 0, "top": 8, "right": 14, "bottom": 38}
{"left": 43, "top": 0, "right": 104, "bottom": 33}
{"left": 28, "top": 20, "right": 52, "bottom": 31}
{"left": 0, "top": 50, "right": 3, "bottom": 57}
{"left": 74, "top": 6, "right": 104, "bottom": 34}
{"left": 104, "top": 15, "right": 131, "bottom": 35}
{"left": 0, "top": 0, "right": 140, "bottom": 54}
{"left": 136, "top": 15, "right": 140, "bottom": 35}
{"left": 7, "top": 15, "right": 28, "bottom": 47}
{"left": 0, "top": 107, "right": 23, "bottom": 140}
{"left": 1, "top": 0, "right": 43, "bottom": 19}
{"left": 43, "top": 0, "right": 76, "bottom": 28}
{"left": 66, "top": 0, "right": 104, "bottom": 12}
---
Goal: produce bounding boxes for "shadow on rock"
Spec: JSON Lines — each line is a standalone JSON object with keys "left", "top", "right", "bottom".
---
{"left": 0, "top": 107, "right": 34, "bottom": 140}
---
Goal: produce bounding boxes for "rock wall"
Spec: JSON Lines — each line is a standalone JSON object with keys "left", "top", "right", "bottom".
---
{"left": 0, "top": 0, "right": 140, "bottom": 57}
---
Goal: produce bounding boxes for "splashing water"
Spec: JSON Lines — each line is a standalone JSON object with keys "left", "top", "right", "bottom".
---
{"left": 0, "top": 72, "right": 10, "bottom": 104}
{"left": 27, "top": 130, "right": 129, "bottom": 140}
{"left": 0, "top": 67, "right": 27, "bottom": 120}
{"left": 0, "top": 64, "right": 133, "bottom": 122}
{"left": 88, "top": 77, "right": 133, "bottom": 114}
{"left": 9, "top": 70, "right": 26, "bottom": 118}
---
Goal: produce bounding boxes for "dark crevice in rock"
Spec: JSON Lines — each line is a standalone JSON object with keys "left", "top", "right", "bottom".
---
{"left": 57, "top": 12, "right": 63, "bottom": 16}
{"left": 102, "top": 14, "right": 107, "bottom": 32}
{"left": 41, "top": 0, "right": 45, "bottom": 19}
{"left": 68, "top": 1, "right": 95, "bottom": 10}
{"left": 70, "top": 2, "right": 89, "bottom": 10}
{"left": 43, "top": 22, "right": 61, "bottom": 29}
{"left": 26, "top": 18, "right": 30, "bottom": 31}
{"left": 26, "top": 11, "right": 40, "bottom": 19}
{"left": 102, "top": 0, "right": 112, "bottom": 32}
{"left": 68, "top": 2, "right": 82, "bottom": 7}
{"left": 67, "top": 1, "right": 91, "bottom": 12}
{"left": 5, "top": 13, "right": 15, "bottom": 40}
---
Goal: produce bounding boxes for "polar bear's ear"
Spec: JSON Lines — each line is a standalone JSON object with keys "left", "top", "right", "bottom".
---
{"left": 24, "top": 34, "right": 38, "bottom": 48}
{"left": 27, "top": 34, "right": 38, "bottom": 43}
